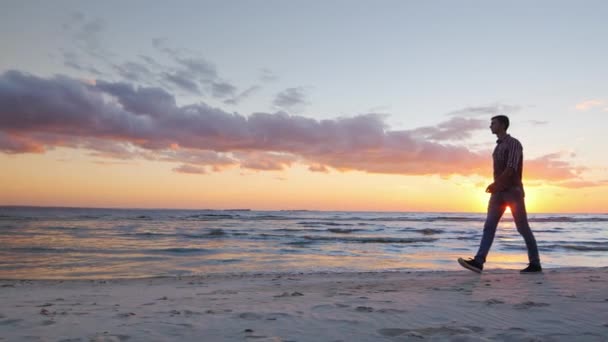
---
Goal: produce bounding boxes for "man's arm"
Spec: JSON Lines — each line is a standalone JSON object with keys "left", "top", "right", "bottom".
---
{"left": 486, "top": 168, "right": 514, "bottom": 193}
{"left": 486, "top": 139, "right": 521, "bottom": 193}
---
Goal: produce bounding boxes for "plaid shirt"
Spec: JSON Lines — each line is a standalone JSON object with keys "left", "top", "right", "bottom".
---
{"left": 493, "top": 134, "right": 523, "bottom": 189}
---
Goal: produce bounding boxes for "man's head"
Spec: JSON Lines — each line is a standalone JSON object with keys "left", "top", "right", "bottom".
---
{"left": 490, "top": 115, "right": 509, "bottom": 134}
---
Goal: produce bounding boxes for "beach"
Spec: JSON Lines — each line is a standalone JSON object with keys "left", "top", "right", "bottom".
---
{"left": 1, "top": 267, "right": 607, "bottom": 341}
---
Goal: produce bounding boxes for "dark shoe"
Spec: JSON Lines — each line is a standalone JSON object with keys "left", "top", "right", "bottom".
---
{"left": 520, "top": 264, "right": 542, "bottom": 273}
{"left": 458, "top": 257, "right": 483, "bottom": 273}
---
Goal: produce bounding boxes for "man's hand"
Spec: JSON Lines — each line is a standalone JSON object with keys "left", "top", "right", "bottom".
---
{"left": 485, "top": 183, "right": 501, "bottom": 193}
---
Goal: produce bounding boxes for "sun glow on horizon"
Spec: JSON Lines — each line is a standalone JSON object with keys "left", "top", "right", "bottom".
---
{"left": 2, "top": 148, "right": 606, "bottom": 213}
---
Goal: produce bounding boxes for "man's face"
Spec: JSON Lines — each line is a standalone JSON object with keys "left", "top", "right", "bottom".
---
{"left": 490, "top": 119, "right": 502, "bottom": 134}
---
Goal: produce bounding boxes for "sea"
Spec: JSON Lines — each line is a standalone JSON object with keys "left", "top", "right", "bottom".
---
{"left": 1, "top": 206, "right": 606, "bottom": 280}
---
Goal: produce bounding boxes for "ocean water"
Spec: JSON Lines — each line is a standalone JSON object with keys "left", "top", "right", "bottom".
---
{"left": 0, "top": 207, "right": 606, "bottom": 279}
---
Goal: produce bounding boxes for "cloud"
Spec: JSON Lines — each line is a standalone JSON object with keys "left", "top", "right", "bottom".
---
{"left": 447, "top": 103, "right": 522, "bottom": 117}
{"left": 528, "top": 120, "right": 548, "bottom": 126}
{"left": 409, "top": 117, "right": 487, "bottom": 141}
{"left": 0, "top": 132, "right": 45, "bottom": 154}
{"left": 525, "top": 153, "right": 585, "bottom": 181}
{"left": 554, "top": 180, "right": 608, "bottom": 189}
{"left": 273, "top": 87, "right": 308, "bottom": 110}
{"left": 61, "top": 50, "right": 103, "bottom": 75}
{"left": 62, "top": 12, "right": 109, "bottom": 60}
{"left": 60, "top": 27, "right": 253, "bottom": 107}
{"left": 173, "top": 164, "right": 207, "bottom": 174}
{"left": 224, "top": 85, "right": 261, "bottom": 105}
{"left": 308, "top": 164, "right": 329, "bottom": 173}
{"left": 211, "top": 81, "right": 237, "bottom": 98}
{"left": 0, "top": 70, "right": 587, "bottom": 184}
{"left": 162, "top": 71, "right": 200, "bottom": 94}
{"left": 174, "top": 57, "right": 218, "bottom": 81}
{"left": 259, "top": 68, "right": 278, "bottom": 82}
{"left": 575, "top": 99, "right": 604, "bottom": 111}
{"left": 233, "top": 151, "right": 297, "bottom": 171}
{"left": 113, "top": 61, "right": 155, "bottom": 83}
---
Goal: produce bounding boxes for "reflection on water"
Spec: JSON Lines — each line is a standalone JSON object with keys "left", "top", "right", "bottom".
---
{"left": 0, "top": 207, "right": 607, "bottom": 279}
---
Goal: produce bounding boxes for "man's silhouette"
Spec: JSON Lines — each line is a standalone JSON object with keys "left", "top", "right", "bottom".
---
{"left": 458, "top": 115, "right": 542, "bottom": 273}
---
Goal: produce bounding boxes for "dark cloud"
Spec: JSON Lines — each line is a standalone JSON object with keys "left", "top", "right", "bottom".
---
{"left": 113, "top": 61, "right": 155, "bottom": 83}
{"left": 273, "top": 87, "right": 308, "bottom": 110}
{"left": 447, "top": 103, "right": 522, "bottom": 117}
{"left": 0, "top": 70, "right": 585, "bottom": 184}
{"left": 162, "top": 71, "right": 200, "bottom": 94}
{"left": 94, "top": 80, "right": 176, "bottom": 118}
{"left": 211, "top": 81, "right": 237, "bottom": 98}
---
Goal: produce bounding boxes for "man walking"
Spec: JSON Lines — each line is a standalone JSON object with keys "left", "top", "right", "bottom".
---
{"left": 458, "top": 115, "right": 542, "bottom": 273}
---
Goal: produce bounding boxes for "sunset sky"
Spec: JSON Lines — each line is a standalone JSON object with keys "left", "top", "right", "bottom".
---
{"left": 1, "top": 1, "right": 607, "bottom": 213}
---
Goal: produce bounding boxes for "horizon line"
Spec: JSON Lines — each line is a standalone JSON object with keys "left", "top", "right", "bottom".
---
{"left": 0, "top": 204, "right": 605, "bottom": 215}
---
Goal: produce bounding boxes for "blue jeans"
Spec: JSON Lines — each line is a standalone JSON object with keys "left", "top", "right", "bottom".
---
{"left": 474, "top": 187, "right": 541, "bottom": 266}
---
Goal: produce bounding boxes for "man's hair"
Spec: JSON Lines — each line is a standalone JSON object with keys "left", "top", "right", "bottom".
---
{"left": 491, "top": 115, "right": 510, "bottom": 130}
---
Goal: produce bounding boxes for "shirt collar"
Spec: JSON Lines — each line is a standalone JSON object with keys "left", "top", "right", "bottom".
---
{"left": 496, "top": 134, "right": 511, "bottom": 144}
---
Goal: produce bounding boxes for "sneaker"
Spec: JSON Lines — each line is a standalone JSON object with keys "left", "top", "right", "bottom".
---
{"left": 458, "top": 257, "right": 483, "bottom": 273}
{"left": 520, "top": 264, "right": 542, "bottom": 273}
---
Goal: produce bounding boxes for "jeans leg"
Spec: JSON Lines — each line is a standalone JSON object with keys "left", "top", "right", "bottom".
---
{"left": 475, "top": 193, "right": 507, "bottom": 264}
{"left": 508, "top": 191, "right": 541, "bottom": 265}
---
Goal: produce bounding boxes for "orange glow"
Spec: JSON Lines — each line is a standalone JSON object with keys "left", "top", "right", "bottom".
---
{"left": 1, "top": 148, "right": 607, "bottom": 213}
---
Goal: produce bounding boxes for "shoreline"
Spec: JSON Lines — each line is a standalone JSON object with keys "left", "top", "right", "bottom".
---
{"left": 2, "top": 267, "right": 607, "bottom": 341}
{"left": 2, "top": 265, "right": 607, "bottom": 282}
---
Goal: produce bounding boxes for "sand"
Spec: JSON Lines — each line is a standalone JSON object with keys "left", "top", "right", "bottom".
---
{"left": 1, "top": 267, "right": 607, "bottom": 341}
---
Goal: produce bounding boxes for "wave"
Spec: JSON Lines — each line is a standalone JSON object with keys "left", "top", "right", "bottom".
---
{"left": 297, "top": 221, "right": 355, "bottom": 226}
{"left": 544, "top": 241, "right": 608, "bottom": 252}
{"left": 272, "top": 228, "right": 326, "bottom": 233}
{"left": 301, "top": 236, "right": 438, "bottom": 244}
{"left": 150, "top": 248, "right": 212, "bottom": 254}
{"left": 502, "top": 241, "right": 608, "bottom": 252}
{"left": 327, "top": 228, "right": 364, "bottom": 234}
{"left": 398, "top": 228, "right": 445, "bottom": 235}
{"left": 528, "top": 216, "right": 608, "bottom": 223}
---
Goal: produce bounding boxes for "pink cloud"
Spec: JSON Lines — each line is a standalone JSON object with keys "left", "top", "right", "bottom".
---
{"left": 0, "top": 70, "right": 587, "bottom": 185}
{"left": 575, "top": 99, "right": 604, "bottom": 111}
{"left": 173, "top": 164, "right": 207, "bottom": 174}
{"left": 525, "top": 153, "right": 585, "bottom": 181}
{"left": 553, "top": 180, "right": 608, "bottom": 189}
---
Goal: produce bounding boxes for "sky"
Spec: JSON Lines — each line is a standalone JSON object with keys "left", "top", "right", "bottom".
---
{"left": 1, "top": 1, "right": 607, "bottom": 213}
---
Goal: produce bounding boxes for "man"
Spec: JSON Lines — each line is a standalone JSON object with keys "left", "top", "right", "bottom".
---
{"left": 458, "top": 115, "right": 542, "bottom": 273}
